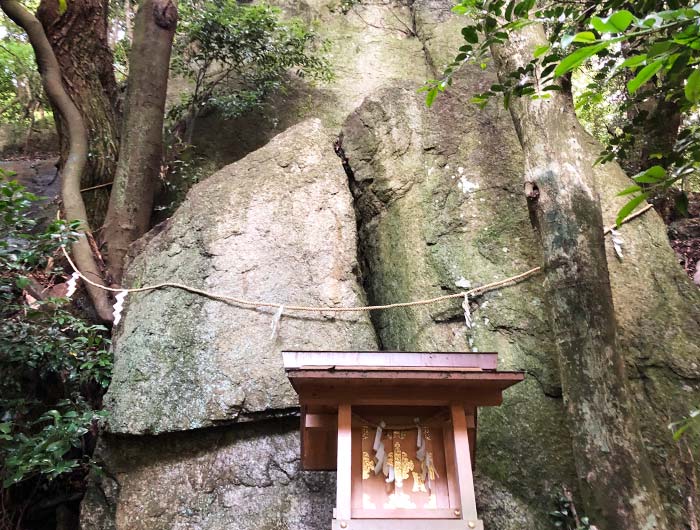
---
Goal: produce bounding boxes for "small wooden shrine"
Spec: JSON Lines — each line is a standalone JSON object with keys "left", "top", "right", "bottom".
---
{"left": 283, "top": 351, "right": 524, "bottom": 530}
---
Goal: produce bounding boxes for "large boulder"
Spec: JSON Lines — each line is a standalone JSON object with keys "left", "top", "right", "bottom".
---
{"left": 190, "top": 0, "right": 430, "bottom": 168}
{"left": 104, "top": 118, "right": 378, "bottom": 435}
{"left": 80, "top": 420, "right": 334, "bottom": 530}
{"left": 340, "top": 64, "right": 700, "bottom": 530}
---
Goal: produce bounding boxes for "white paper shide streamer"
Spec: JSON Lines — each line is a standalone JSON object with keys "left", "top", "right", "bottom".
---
{"left": 65, "top": 272, "right": 80, "bottom": 299}
{"left": 415, "top": 418, "right": 439, "bottom": 494}
{"left": 610, "top": 228, "right": 624, "bottom": 260}
{"left": 270, "top": 305, "right": 284, "bottom": 340}
{"left": 373, "top": 421, "right": 386, "bottom": 476}
{"left": 462, "top": 293, "right": 472, "bottom": 329}
{"left": 112, "top": 291, "right": 128, "bottom": 325}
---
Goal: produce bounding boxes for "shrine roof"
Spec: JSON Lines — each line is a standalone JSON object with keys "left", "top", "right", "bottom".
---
{"left": 283, "top": 351, "right": 524, "bottom": 407}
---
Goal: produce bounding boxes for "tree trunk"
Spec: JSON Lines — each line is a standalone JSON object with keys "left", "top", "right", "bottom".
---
{"left": 101, "top": 0, "right": 177, "bottom": 283}
{"left": 124, "top": 0, "right": 133, "bottom": 43}
{"left": 1, "top": 0, "right": 114, "bottom": 322}
{"left": 37, "top": 0, "right": 119, "bottom": 227}
{"left": 491, "top": 25, "right": 669, "bottom": 530}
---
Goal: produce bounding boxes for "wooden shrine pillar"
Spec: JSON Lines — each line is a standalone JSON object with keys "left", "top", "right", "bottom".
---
{"left": 450, "top": 403, "right": 481, "bottom": 529}
{"left": 336, "top": 403, "right": 352, "bottom": 526}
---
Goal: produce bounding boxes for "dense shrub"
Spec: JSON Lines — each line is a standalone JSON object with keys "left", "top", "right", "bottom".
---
{"left": 0, "top": 177, "right": 111, "bottom": 528}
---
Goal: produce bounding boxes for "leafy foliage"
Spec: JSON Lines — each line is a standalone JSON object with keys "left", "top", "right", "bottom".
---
{"left": 0, "top": 178, "right": 111, "bottom": 492}
{"left": 170, "top": 0, "right": 332, "bottom": 137}
{"left": 549, "top": 492, "right": 593, "bottom": 530}
{"left": 0, "top": 23, "right": 48, "bottom": 125}
{"left": 669, "top": 407, "right": 700, "bottom": 440}
{"left": 427, "top": 0, "right": 700, "bottom": 221}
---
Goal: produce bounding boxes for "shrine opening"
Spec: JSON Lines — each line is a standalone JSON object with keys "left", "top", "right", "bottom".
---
{"left": 283, "top": 351, "right": 525, "bottom": 530}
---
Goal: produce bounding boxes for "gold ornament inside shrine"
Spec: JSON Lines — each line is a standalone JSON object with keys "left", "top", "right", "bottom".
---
{"left": 283, "top": 351, "right": 524, "bottom": 530}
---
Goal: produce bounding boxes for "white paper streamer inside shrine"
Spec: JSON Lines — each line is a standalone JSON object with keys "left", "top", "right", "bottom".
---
{"left": 363, "top": 419, "right": 440, "bottom": 510}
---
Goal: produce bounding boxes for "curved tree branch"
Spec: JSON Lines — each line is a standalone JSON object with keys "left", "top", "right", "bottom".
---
{"left": 1, "top": 0, "right": 114, "bottom": 322}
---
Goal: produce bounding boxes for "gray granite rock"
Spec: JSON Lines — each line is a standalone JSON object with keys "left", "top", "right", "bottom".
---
{"left": 80, "top": 421, "right": 335, "bottom": 530}
{"left": 104, "top": 118, "right": 378, "bottom": 435}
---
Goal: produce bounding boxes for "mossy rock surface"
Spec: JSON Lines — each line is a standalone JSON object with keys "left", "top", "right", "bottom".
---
{"left": 105, "top": 119, "right": 378, "bottom": 435}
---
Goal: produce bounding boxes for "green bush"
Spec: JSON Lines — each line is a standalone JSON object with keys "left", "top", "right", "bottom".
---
{"left": 170, "top": 0, "right": 332, "bottom": 133}
{"left": 0, "top": 177, "right": 111, "bottom": 496}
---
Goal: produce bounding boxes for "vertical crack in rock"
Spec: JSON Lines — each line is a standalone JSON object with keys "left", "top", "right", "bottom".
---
{"left": 334, "top": 133, "right": 387, "bottom": 349}
{"left": 408, "top": 0, "right": 439, "bottom": 77}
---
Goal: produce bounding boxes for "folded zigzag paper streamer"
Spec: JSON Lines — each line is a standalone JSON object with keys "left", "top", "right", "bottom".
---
{"left": 65, "top": 272, "right": 80, "bottom": 299}
{"left": 610, "top": 228, "right": 624, "bottom": 260}
{"left": 112, "top": 291, "right": 128, "bottom": 325}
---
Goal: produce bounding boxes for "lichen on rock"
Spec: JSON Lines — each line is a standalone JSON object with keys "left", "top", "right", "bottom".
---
{"left": 104, "top": 119, "right": 378, "bottom": 435}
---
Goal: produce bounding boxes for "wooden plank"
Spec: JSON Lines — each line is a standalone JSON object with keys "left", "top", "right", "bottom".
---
{"left": 331, "top": 520, "right": 483, "bottom": 530}
{"left": 305, "top": 413, "right": 337, "bottom": 429}
{"left": 467, "top": 406, "right": 477, "bottom": 469}
{"left": 288, "top": 370, "right": 524, "bottom": 380}
{"left": 336, "top": 403, "right": 352, "bottom": 522}
{"left": 450, "top": 404, "right": 478, "bottom": 523}
{"left": 351, "top": 425, "right": 363, "bottom": 512}
{"left": 302, "top": 428, "right": 336, "bottom": 470}
{"left": 321, "top": 366, "right": 483, "bottom": 372}
{"left": 353, "top": 509, "right": 457, "bottom": 519}
{"left": 283, "top": 351, "right": 498, "bottom": 370}
{"left": 442, "top": 424, "right": 459, "bottom": 511}
{"left": 298, "top": 384, "right": 505, "bottom": 407}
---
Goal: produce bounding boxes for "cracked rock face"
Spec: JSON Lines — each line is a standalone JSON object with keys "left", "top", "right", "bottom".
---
{"left": 80, "top": 421, "right": 335, "bottom": 530}
{"left": 82, "top": 0, "right": 700, "bottom": 527}
{"left": 104, "top": 118, "right": 378, "bottom": 435}
{"left": 341, "top": 64, "right": 700, "bottom": 530}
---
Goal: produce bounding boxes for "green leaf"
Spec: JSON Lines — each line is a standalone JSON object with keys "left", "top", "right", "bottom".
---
{"left": 533, "top": 44, "right": 550, "bottom": 58}
{"left": 685, "top": 68, "right": 700, "bottom": 102}
{"left": 425, "top": 87, "right": 438, "bottom": 108}
{"left": 573, "top": 31, "right": 596, "bottom": 43}
{"left": 619, "top": 54, "right": 647, "bottom": 69}
{"left": 627, "top": 59, "right": 664, "bottom": 94}
{"left": 461, "top": 26, "right": 479, "bottom": 44}
{"left": 513, "top": 0, "right": 535, "bottom": 17}
{"left": 632, "top": 165, "right": 666, "bottom": 183}
{"left": 675, "top": 191, "right": 689, "bottom": 216}
{"left": 616, "top": 193, "right": 649, "bottom": 227}
{"left": 647, "top": 40, "right": 672, "bottom": 57}
{"left": 591, "top": 10, "right": 635, "bottom": 34}
{"left": 45, "top": 441, "right": 69, "bottom": 454}
{"left": 590, "top": 16, "right": 613, "bottom": 33}
{"left": 554, "top": 43, "right": 607, "bottom": 77}
{"left": 608, "top": 10, "right": 635, "bottom": 32}
{"left": 15, "top": 276, "right": 30, "bottom": 289}
{"left": 57, "top": 0, "right": 67, "bottom": 14}
{"left": 617, "top": 185, "right": 642, "bottom": 196}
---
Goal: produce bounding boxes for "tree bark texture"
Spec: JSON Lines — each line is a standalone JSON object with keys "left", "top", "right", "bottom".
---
{"left": 37, "top": 0, "right": 119, "bottom": 227}
{"left": 491, "top": 24, "right": 669, "bottom": 530}
{"left": 101, "top": 0, "right": 177, "bottom": 283}
{"left": 1, "top": 0, "right": 114, "bottom": 322}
